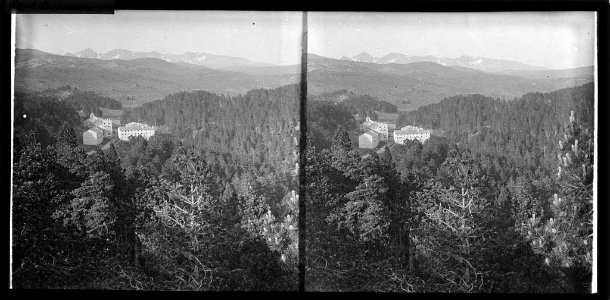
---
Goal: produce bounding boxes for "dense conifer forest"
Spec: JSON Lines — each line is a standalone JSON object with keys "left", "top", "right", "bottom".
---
{"left": 37, "top": 86, "right": 123, "bottom": 117}
{"left": 13, "top": 91, "right": 82, "bottom": 147}
{"left": 397, "top": 83, "right": 594, "bottom": 172}
{"left": 305, "top": 83, "right": 594, "bottom": 292}
{"left": 310, "top": 90, "right": 398, "bottom": 121}
{"left": 12, "top": 86, "right": 299, "bottom": 290}
{"left": 11, "top": 82, "right": 594, "bottom": 292}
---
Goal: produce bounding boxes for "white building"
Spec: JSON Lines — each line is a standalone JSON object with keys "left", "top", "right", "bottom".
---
{"left": 361, "top": 116, "right": 393, "bottom": 141}
{"left": 118, "top": 122, "right": 156, "bottom": 141}
{"left": 83, "top": 127, "right": 103, "bottom": 145}
{"left": 359, "top": 130, "right": 380, "bottom": 149}
{"left": 393, "top": 125, "right": 431, "bottom": 144}
{"left": 84, "top": 113, "right": 113, "bottom": 137}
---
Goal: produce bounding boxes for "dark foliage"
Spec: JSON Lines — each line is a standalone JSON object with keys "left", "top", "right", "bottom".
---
{"left": 305, "top": 83, "right": 593, "bottom": 292}
{"left": 12, "top": 86, "right": 299, "bottom": 290}
{"left": 397, "top": 83, "right": 594, "bottom": 172}
{"left": 13, "top": 91, "right": 81, "bottom": 146}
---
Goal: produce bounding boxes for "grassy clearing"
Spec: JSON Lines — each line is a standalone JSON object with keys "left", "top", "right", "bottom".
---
{"left": 100, "top": 108, "right": 123, "bottom": 119}
{"left": 375, "top": 111, "right": 399, "bottom": 124}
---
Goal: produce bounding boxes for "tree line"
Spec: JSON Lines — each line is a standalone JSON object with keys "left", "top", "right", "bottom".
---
{"left": 396, "top": 83, "right": 594, "bottom": 173}
{"left": 42, "top": 85, "right": 123, "bottom": 116}
{"left": 310, "top": 89, "right": 398, "bottom": 121}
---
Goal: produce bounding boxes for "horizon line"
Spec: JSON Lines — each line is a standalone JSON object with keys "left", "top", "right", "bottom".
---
{"left": 308, "top": 51, "right": 594, "bottom": 70}
{"left": 15, "top": 47, "right": 295, "bottom": 67}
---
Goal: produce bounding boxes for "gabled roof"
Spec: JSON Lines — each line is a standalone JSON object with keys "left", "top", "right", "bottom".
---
{"left": 361, "top": 130, "right": 378, "bottom": 137}
{"left": 86, "top": 113, "right": 111, "bottom": 125}
{"left": 85, "top": 127, "right": 103, "bottom": 135}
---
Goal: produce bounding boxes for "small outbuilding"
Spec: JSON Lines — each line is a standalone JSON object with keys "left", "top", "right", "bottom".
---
{"left": 83, "top": 127, "right": 103, "bottom": 145}
{"left": 359, "top": 130, "right": 379, "bottom": 149}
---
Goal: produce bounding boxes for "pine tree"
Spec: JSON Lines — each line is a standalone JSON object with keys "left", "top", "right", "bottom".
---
{"left": 330, "top": 174, "right": 390, "bottom": 243}
{"left": 54, "top": 123, "right": 89, "bottom": 179}
{"left": 57, "top": 122, "right": 78, "bottom": 148}
{"left": 331, "top": 125, "right": 352, "bottom": 154}
{"left": 379, "top": 145, "right": 393, "bottom": 167}
{"left": 12, "top": 134, "right": 81, "bottom": 288}
{"left": 58, "top": 171, "right": 116, "bottom": 240}
{"left": 413, "top": 153, "right": 495, "bottom": 292}
{"left": 329, "top": 127, "right": 361, "bottom": 180}
{"left": 527, "top": 111, "right": 593, "bottom": 285}
{"left": 13, "top": 136, "right": 61, "bottom": 268}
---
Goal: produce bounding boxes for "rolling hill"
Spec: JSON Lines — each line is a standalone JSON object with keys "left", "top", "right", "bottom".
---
{"left": 15, "top": 49, "right": 299, "bottom": 107}
{"left": 15, "top": 49, "right": 593, "bottom": 111}
{"left": 496, "top": 66, "right": 594, "bottom": 80}
{"left": 308, "top": 54, "right": 593, "bottom": 111}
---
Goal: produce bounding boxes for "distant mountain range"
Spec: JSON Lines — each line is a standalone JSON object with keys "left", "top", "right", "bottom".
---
{"left": 64, "top": 48, "right": 275, "bottom": 70}
{"left": 308, "top": 53, "right": 593, "bottom": 110}
{"left": 15, "top": 49, "right": 299, "bottom": 106}
{"left": 14, "top": 48, "right": 593, "bottom": 111}
{"left": 340, "top": 52, "right": 549, "bottom": 73}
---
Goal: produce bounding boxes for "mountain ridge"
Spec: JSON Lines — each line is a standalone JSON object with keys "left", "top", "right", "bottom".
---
{"left": 62, "top": 48, "right": 276, "bottom": 69}
{"left": 308, "top": 53, "right": 593, "bottom": 111}
{"left": 15, "top": 48, "right": 298, "bottom": 106}
{"left": 338, "top": 52, "right": 550, "bottom": 73}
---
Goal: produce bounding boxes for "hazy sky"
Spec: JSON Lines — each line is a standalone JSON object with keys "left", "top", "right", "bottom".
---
{"left": 309, "top": 12, "right": 595, "bottom": 69}
{"left": 16, "top": 11, "right": 303, "bottom": 66}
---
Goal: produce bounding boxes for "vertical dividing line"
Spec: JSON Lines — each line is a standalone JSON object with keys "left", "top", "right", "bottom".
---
{"left": 591, "top": 11, "right": 597, "bottom": 294}
{"left": 9, "top": 12, "right": 16, "bottom": 290}
{"left": 298, "top": 10, "right": 308, "bottom": 293}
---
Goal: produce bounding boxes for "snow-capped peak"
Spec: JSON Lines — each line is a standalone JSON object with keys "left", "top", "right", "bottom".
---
{"left": 196, "top": 53, "right": 207, "bottom": 62}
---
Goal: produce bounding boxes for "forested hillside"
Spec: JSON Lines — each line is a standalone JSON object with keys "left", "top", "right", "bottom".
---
{"left": 305, "top": 90, "right": 398, "bottom": 150}
{"left": 33, "top": 85, "right": 123, "bottom": 116}
{"left": 310, "top": 89, "right": 398, "bottom": 119}
{"left": 122, "top": 85, "right": 300, "bottom": 204}
{"left": 59, "top": 87, "right": 122, "bottom": 116}
{"left": 397, "top": 82, "right": 594, "bottom": 172}
{"left": 12, "top": 86, "right": 300, "bottom": 290}
{"left": 307, "top": 54, "right": 593, "bottom": 110}
{"left": 306, "top": 83, "right": 594, "bottom": 292}
{"left": 13, "top": 91, "right": 82, "bottom": 147}
{"left": 306, "top": 100, "right": 358, "bottom": 150}
{"left": 15, "top": 49, "right": 298, "bottom": 105}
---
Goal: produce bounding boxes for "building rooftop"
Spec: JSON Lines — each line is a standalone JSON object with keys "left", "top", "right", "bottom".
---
{"left": 396, "top": 126, "right": 429, "bottom": 135}
{"left": 369, "top": 122, "right": 388, "bottom": 131}
{"left": 90, "top": 118, "right": 111, "bottom": 127}
{"left": 86, "top": 127, "right": 103, "bottom": 135}
{"left": 118, "top": 122, "right": 155, "bottom": 131}
{"left": 85, "top": 113, "right": 111, "bottom": 122}
{"left": 362, "top": 130, "right": 378, "bottom": 137}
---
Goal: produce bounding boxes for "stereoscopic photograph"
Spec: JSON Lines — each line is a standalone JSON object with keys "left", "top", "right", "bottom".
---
{"left": 10, "top": 8, "right": 598, "bottom": 293}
